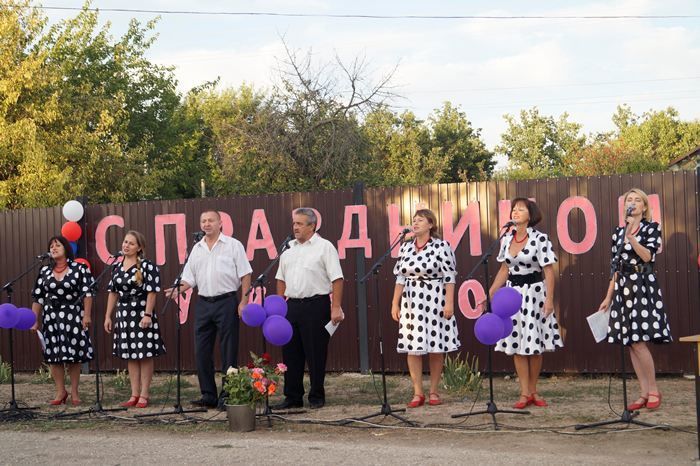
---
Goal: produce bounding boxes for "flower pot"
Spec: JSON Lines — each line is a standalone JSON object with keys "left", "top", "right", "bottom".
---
{"left": 226, "top": 404, "right": 256, "bottom": 432}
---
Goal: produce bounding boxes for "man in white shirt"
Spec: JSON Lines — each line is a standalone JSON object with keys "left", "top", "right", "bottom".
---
{"left": 273, "top": 208, "right": 344, "bottom": 409}
{"left": 165, "top": 210, "right": 252, "bottom": 409}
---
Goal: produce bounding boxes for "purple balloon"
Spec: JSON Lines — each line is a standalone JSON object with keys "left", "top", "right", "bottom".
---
{"left": 263, "top": 295, "right": 288, "bottom": 318}
{"left": 491, "top": 287, "right": 522, "bottom": 318}
{"left": 262, "top": 315, "right": 293, "bottom": 346}
{"left": 474, "top": 313, "right": 504, "bottom": 345}
{"left": 242, "top": 303, "right": 266, "bottom": 327}
{"left": 0, "top": 303, "right": 20, "bottom": 329}
{"left": 14, "top": 307, "right": 36, "bottom": 330}
{"left": 500, "top": 316, "right": 514, "bottom": 339}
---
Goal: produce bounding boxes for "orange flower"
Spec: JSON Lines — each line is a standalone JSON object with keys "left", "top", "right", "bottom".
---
{"left": 253, "top": 381, "right": 265, "bottom": 393}
{"left": 251, "top": 371, "right": 262, "bottom": 379}
{"left": 267, "top": 384, "right": 277, "bottom": 395}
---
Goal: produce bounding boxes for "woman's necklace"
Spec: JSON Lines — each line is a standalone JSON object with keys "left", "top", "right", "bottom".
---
{"left": 513, "top": 230, "right": 528, "bottom": 243}
{"left": 415, "top": 238, "right": 430, "bottom": 252}
{"left": 53, "top": 262, "right": 68, "bottom": 273}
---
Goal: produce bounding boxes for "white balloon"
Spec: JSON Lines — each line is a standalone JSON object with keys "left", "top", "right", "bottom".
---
{"left": 62, "top": 200, "right": 84, "bottom": 221}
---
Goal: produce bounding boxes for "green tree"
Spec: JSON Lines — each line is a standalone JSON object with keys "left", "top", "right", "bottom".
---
{"left": 496, "top": 107, "right": 586, "bottom": 179}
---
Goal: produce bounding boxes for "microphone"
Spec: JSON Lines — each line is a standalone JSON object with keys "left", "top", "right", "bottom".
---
{"left": 278, "top": 234, "right": 294, "bottom": 251}
{"left": 502, "top": 220, "right": 515, "bottom": 229}
{"left": 625, "top": 205, "right": 634, "bottom": 217}
{"left": 192, "top": 231, "right": 205, "bottom": 243}
{"left": 400, "top": 228, "right": 411, "bottom": 235}
{"left": 36, "top": 252, "right": 51, "bottom": 260}
{"left": 110, "top": 251, "right": 124, "bottom": 258}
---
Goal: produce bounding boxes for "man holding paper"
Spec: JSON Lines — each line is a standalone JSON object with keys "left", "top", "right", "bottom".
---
{"left": 274, "top": 208, "right": 344, "bottom": 410}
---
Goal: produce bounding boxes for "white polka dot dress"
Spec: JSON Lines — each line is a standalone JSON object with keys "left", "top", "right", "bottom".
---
{"left": 107, "top": 259, "right": 166, "bottom": 360}
{"left": 495, "top": 228, "right": 563, "bottom": 356}
{"left": 393, "top": 238, "right": 460, "bottom": 355}
{"left": 32, "top": 262, "right": 94, "bottom": 364}
{"left": 607, "top": 221, "right": 671, "bottom": 345}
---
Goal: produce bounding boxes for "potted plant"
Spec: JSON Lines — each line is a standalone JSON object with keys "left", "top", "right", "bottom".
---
{"left": 223, "top": 352, "right": 286, "bottom": 432}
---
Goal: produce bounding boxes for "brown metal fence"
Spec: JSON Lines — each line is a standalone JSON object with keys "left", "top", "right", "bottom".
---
{"left": 1, "top": 171, "right": 698, "bottom": 374}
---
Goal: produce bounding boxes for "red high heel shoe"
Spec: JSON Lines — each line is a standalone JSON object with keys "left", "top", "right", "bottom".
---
{"left": 49, "top": 391, "right": 68, "bottom": 406}
{"left": 627, "top": 396, "right": 648, "bottom": 411}
{"left": 407, "top": 394, "right": 425, "bottom": 408}
{"left": 120, "top": 396, "right": 139, "bottom": 408}
{"left": 512, "top": 394, "right": 531, "bottom": 409}
{"left": 135, "top": 396, "right": 149, "bottom": 408}
{"left": 646, "top": 392, "right": 662, "bottom": 410}
{"left": 428, "top": 393, "right": 442, "bottom": 406}
{"left": 71, "top": 397, "right": 81, "bottom": 406}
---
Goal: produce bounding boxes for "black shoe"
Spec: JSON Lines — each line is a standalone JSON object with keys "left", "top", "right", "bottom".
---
{"left": 309, "top": 400, "right": 325, "bottom": 409}
{"left": 190, "top": 398, "right": 218, "bottom": 409}
{"left": 271, "top": 399, "right": 303, "bottom": 410}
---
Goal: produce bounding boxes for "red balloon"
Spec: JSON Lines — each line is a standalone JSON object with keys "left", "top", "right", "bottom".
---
{"left": 61, "top": 221, "right": 82, "bottom": 242}
{"left": 75, "top": 257, "right": 91, "bottom": 271}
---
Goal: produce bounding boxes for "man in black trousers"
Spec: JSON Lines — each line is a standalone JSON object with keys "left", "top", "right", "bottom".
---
{"left": 273, "top": 207, "right": 344, "bottom": 409}
{"left": 165, "top": 210, "right": 252, "bottom": 409}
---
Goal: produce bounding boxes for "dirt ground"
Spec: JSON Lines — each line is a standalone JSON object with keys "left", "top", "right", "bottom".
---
{"left": 0, "top": 372, "right": 698, "bottom": 465}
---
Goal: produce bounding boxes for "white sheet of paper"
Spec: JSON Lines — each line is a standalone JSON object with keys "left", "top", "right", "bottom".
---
{"left": 586, "top": 309, "right": 610, "bottom": 343}
{"left": 325, "top": 320, "right": 339, "bottom": 337}
{"left": 37, "top": 330, "right": 46, "bottom": 352}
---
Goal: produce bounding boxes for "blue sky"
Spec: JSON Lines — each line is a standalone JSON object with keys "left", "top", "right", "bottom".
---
{"left": 38, "top": 1, "right": 700, "bottom": 150}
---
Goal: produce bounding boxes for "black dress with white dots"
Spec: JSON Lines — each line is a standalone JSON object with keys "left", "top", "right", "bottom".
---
{"left": 393, "top": 238, "right": 461, "bottom": 355}
{"left": 495, "top": 228, "right": 563, "bottom": 356}
{"left": 607, "top": 221, "right": 671, "bottom": 345}
{"left": 107, "top": 259, "right": 165, "bottom": 360}
{"left": 32, "top": 262, "right": 94, "bottom": 364}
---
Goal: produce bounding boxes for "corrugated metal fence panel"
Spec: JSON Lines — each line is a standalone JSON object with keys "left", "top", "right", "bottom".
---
{"left": 1, "top": 172, "right": 698, "bottom": 373}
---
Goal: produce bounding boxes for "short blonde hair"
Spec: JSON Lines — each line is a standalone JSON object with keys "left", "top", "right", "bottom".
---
{"left": 622, "top": 188, "right": 652, "bottom": 222}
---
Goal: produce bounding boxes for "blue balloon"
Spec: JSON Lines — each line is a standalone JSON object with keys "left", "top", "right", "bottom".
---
{"left": 474, "top": 313, "right": 504, "bottom": 345}
{"left": 262, "top": 315, "right": 293, "bottom": 346}
{"left": 14, "top": 307, "right": 36, "bottom": 330}
{"left": 242, "top": 303, "right": 266, "bottom": 327}
{"left": 263, "top": 294, "right": 288, "bottom": 318}
{"left": 491, "top": 287, "right": 522, "bottom": 318}
{"left": 69, "top": 241, "right": 79, "bottom": 256}
{"left": 0, "top": 303, "right": 20, "bottom": 329}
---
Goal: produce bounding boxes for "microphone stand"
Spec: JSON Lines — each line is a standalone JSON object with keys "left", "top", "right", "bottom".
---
{"left": 342, "top": 229, "right": 416, "bottom": 427}
{"left": 576, "top": 214, "right": 667, "bottom": 431}
{"left": 0, "top": 256, "right": 45, "bottom": 420}
{"left": 56, "top": 255, "right": 128, "bottom": 419}
{"left": 136, "top": 234, "right": 207, "bottom": 420}
{"left": 243, "top": 235, "right": 304, "bottom": 425}
{"left": 451, "top": 223, "right": 530, "bottom": 430}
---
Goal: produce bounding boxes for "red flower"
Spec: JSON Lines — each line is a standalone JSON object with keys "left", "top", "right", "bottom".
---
{"left": 247, "top": 361, "right": 255, "bottom": 369}
{"left": 261, "top": 353, "right": 271, "bottom": 363}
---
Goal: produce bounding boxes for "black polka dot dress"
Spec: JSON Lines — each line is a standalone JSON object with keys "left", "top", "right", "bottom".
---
{"left": 32, "top": 262, "right": 94, "bottom": 364}
{"left": 393, "top": 238, "right": 460, "bottom": 355}
{"left": 495, "top": 228, "right": 563, "bottom": 356}
{"left": 107, "top": 259, "right": 165, "bottom": 360}
{"left": 607, "top": 221, "right": 671, "bottom": 345}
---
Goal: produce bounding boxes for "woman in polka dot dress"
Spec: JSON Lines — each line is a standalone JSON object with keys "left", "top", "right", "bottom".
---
{"left": 391, "top": 209, "right": 460, "bottom": 408}
{"left": 104, "top": 231, "right": 165, "bottom": 409}
{"left": 31, "top": 235, "right": 94, "bottom": 406}
{"left": 489, "top": 198, "right": 562, "bottom": 409}
{"left": 598, "top": 188, "right": 671, "bottom": 411}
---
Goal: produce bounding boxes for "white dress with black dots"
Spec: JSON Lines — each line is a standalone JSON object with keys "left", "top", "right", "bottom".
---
{"left": 32, "top": 262, "right": 94, "bottom": 364}
{"left": 393, "top": 238, "right": 461, "bottom": 355}
{"left": 607, "top": 221, "right": 671, "bottom": 345}
{"left": 107, "top": 259, "right": 166, "bottom": 360}
{"left": 495, "top": 228, "right": 563, "bottom": 356}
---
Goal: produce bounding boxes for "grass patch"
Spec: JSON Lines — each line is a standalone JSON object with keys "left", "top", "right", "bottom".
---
{"left": 442, "top": 352, "right": 482, "bottom": 395}
{"left": 0, "top": 356, "right": 11, "bottom": 384}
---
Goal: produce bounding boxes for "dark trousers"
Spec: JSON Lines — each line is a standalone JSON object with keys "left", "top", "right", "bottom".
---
{"left": 194, "top": 294, "right": 239, "bottom": 404}
{"left": 282, "top": 295, "right": 331, "bottom": 404}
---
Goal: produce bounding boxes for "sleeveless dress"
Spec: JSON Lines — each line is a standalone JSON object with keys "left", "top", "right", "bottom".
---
{"left": 32, "top": 262, "right": 94, "bottom": 363}
{"left": 393, "top": 238, "right": 460, "bottom": 355}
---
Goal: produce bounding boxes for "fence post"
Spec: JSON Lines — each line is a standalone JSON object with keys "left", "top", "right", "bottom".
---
{"left": 353, "top": 181, "right": 369, "bottom": 373}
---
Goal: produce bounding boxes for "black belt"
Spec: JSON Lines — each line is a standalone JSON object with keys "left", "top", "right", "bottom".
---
{"left": 508, "top": 271, "right": 543, "bottom": 286}
{"left": 119, "top": 295, "right": 143, "bottom": 303}
{"left": 406, "top": 277, "right": 443, "bottom": 281}
{"left": 287, "top": 294, "right": 328, "bottom": 303}
{"left": 618, "top": 262, "right": 653, "bottom": 275}
{"left": 199, "top": 291, "right": 236, "bottom": 303}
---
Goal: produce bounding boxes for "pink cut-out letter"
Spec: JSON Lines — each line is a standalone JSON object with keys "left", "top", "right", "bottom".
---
{"left": 219, "top": 211, "right": 233, "bottom": 237}
{"left": 95, "top": 215, "right": 124, "bottom": 264}
{"left": 338, "top": 205, "right": 372, "bottom": 259}
{"left": 442, "top": 201, "right": 482, "bottom": 256}
{"left": 557, "top": 196, "right": 597, "bottom": 255}
{"left": 247, "top": 209, "right": 276, "bottom": 260}
{"left": 458, "top": 279, "right": 486, "bottom": 320}
{"left": 155, "top": 214, "right": 187, "bottom": 266}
